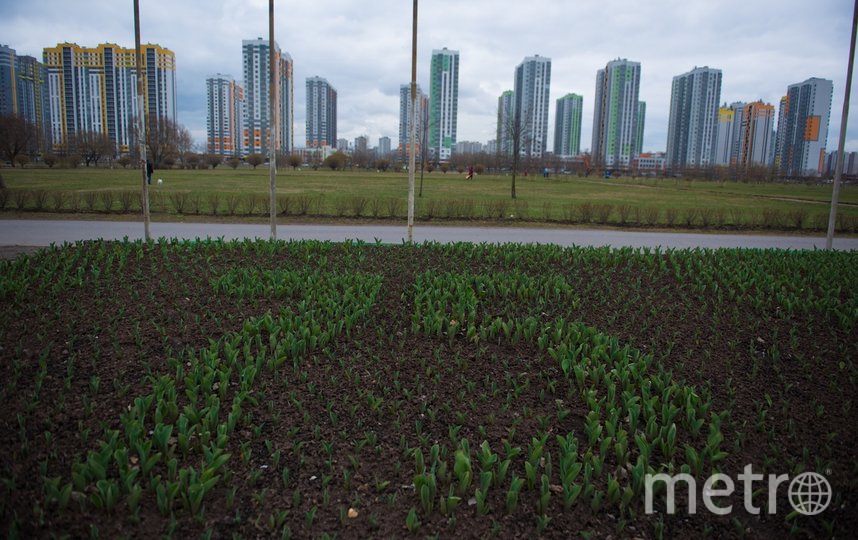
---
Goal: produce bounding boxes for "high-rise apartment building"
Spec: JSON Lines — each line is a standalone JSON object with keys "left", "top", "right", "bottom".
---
{"left": 714, "top": 104, "right": 738, "bottom": 166}
{"left": 775, "top": 77, "right": 833, "bottom": 177}
{"left": 354, "top": 135, "right": 368, "bottom": 154}
{"left": 825, "top": 150, "right": 858, "bottom": 176}
{"left": 496, "top": 90, "right": 514, "bottom": 155}
{"left": 0, "top": 45, "right": 17, "bottom": 115}
{"left": 429, "top": 48, "right": 459, "bottom": 161}
{"left": 591, "top": 59, "right": 642, "bottom": 169}
{"left": 636, "top": 101, "right": 646, "bottom": 155}
{"left": 143, "top": 44, "right": 177, "bottom": 127}
{"left": 554, "top": 93, "right": 583, "bottom": 157}
{"left": 715, "top": 101, "right": 776, "bottom": 168}
{"left": 774, "top": 95, "right": 789, "bottom": 171}
{"left": 454, "top": 141, "right": 483, "bottom": 154}
{"left": 206, "top": 74, "right": 244, "bottom": 157}
{"left": 665, "top": 66, "right": 722, "bottom": 170}
{"left": 378, "top": 136, "right": 391, "bottom": 158}
{"left": 1, "top": 45, "right": 51, "bottom": 153}
{"left": 514, "top": 55, "right": 551, "bottom": 158}
{"left": 737, "top": 101, "right": 776, "bottom": 167}
{"left": 241, "top": 38, "right": 293, "bottom": 156}
{"left": 42, "top": 42, "right": 176, "bottom": 155}
{"left": 306, "top": 76, "right": 337, "bottom": 148}
{"left": 279, "top": 53, "right": 294, "bottom": 154}
{"left": 399, "top": 83, "right": 428, "bottom": 157}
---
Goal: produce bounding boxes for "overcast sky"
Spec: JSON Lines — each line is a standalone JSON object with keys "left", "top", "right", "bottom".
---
{"left": 1, "top": 0, "right": 855, "bottom": 154}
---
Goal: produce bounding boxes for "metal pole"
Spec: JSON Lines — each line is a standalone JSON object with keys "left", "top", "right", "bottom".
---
{"left": 407, "top": 0, "right": 417, "bottom": 243}
{"left": 826, "top": 0, "right": 857, "bottom": 249}
{"left": 134, "top": 0, "right": 150, "bottom": 241}
{"left": 269, "top": 0, "right": 277, "bottom": 241}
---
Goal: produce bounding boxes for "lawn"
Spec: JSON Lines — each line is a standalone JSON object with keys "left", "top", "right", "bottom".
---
{"left": 1, "top": 239, "right": 856, "bottom": 538}
{"left": 2, "top": 166, "right": 857, "bottom": 230}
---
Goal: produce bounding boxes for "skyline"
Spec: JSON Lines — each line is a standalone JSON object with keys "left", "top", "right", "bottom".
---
{"left": 0, "top": 0, "right": 855, "bottom": 154}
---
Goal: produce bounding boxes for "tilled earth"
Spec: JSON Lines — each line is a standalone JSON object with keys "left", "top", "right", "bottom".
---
{"left": 0, "top": 240, "right": 856, "bottom": 539}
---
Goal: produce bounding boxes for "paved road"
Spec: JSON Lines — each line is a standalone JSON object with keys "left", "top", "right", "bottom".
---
{"left": 1, "top": 219, "right": 856, "bottom": 250}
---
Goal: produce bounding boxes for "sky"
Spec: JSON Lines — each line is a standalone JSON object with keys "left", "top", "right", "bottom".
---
{"left": 1, "top": 0, "right": 856, "bottom": 154}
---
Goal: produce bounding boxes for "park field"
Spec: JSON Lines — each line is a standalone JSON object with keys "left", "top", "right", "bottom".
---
{"left": 2, "top": 166, "right": 857, "bottom": 231}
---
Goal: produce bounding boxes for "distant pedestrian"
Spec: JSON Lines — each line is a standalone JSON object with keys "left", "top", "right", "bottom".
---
{"left": 543, "top": 167, "right": 549, "bottom": 178}
{"left": 146, "top": 161, "right": 153, "bottom": 185}
{"left": 466, "top": 165, "right": 474, "bottom": 180}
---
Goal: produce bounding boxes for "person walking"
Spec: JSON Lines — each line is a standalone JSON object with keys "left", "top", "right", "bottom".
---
{"left": 146, "top": 161, "right": 153, "bottom": 185}
{"left": 466, "top": 165, "right": 474, "bottom": 180}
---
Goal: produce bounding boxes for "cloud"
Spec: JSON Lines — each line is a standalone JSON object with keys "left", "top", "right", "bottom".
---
{"left": 1, "top": 0, "right": 854, "bottom": 152}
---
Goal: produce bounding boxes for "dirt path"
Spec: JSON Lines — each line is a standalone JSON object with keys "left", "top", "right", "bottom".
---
{"left": 0, "top": 246, "right": 41, "bottom": 259}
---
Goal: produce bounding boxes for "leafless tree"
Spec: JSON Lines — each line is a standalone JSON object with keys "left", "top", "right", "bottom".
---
{"left": 184, "top": 153, "right": 200, "bottom": 170}
{"left": 0, "top": 114, "right": 36, "bottom": 165}
{"left": 134, "top": 115, "right": 186, "bottom": 168}
{"left": 175, "top": 125, "right": 193, "bottom": 168}
{"left": 499, "top": 101, "right": 534, "bottom": 199}
{"left": 204, "top": 154, "right": 223, "bottom": 169}
{"left": 74, "top": 130, "right": 115, "bottom": 167}
{"left": 376, "top": 159, "right": 391, "bottom": 172}
{"left": 246, "top": 154, "right": 264, "bottom": 169}
{"left": 352, "top": 148, "right": 372, "bottom": 170}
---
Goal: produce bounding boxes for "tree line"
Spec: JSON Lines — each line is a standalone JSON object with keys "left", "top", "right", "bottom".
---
{"left": 2, "top": 112, "right": 840, "bottom": 186}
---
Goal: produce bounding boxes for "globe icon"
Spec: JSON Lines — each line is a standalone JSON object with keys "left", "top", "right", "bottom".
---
{"left": 788, "top": 472, "right": 832, "bottom": 516}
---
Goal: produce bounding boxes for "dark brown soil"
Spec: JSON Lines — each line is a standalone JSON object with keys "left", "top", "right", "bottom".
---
{"left": 0, "top": 240, "right": 855, "bottom": 539}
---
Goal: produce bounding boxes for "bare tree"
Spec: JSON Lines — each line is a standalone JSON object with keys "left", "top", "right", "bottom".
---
{"left": 175, "top": 125, "right": 193, "bottom": 168}
{"left": 205, "top": 154, "right": 223, "bottom": 169}
{"left": 376, "top": 159, "right": 391, "bottom": 172}
{"left": 137, "top": 115, "right": 185, "bottom": 168}
{"left": 184, "top": 153, "right": 201, "bottom": 170}
{"left": 352, "top": 148, "right": 371, "bottom": 170}
{"left": 499, "top": 101, "right": 533, "bottom": 199}
{"left": 288, "top": 153, "right": 303, "bottom": 169}
{"left": 450, "top": 151, "right": 468, "bottom": 174}
{"left": 246, "top": 154, "right": 264, "bottom": 169}
{"left": 580, "top": 153, "right": 595, "bottom": 177}
{"left": 74, "top": 130, "right": 115, "bottom": 167}
{"left": 0, "top": 114, "right": 36, "bottom": 165}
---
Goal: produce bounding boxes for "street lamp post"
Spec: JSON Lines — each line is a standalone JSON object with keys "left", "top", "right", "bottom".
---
{"left": 826, "top": 0, "right": 857, "bottom": 249}
{"left": 133, "top": 0, "right": 150, "bottom": 241}
{"left": 269, "top": 0, "right": 277, "bottom": 241}
{"left": 407, "top": 0, "right": 418, "bottom": 243}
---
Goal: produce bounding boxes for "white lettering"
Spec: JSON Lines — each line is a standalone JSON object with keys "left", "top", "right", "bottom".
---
{"left": 702, "top": 473, "right": 734, "bottom": 515}
{"left": 738, "top": 464, "right": 764, "bottom": 514}
{"left": 768, "top": 474, "right": 790, "bottom": 514}
{"left": 646, "top": 473, "right": 697, "bottom": 514}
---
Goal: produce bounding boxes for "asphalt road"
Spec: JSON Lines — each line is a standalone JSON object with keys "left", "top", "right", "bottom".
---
{"left": 1, "top": 219, "right": 856, "bottom": 251}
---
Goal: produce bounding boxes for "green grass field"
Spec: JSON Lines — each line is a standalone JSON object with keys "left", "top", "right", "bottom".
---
{"left": 2, "top": 166, "right": 857, "bottom": 230}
